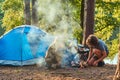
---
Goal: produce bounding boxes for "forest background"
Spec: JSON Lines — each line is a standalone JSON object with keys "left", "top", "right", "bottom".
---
{"left": 0, "top": 0, "right": 119, "bottom": 60}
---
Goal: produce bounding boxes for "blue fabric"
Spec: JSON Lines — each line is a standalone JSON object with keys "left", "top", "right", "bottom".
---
{"left": 36, "top": 35, "right": 55, "bottom": 57}
{"left": 61, "top": 49, "right": 76, "bottom": 67}
{"left": 22, "top": 33, "right": 34, "bottom": 60}
{"left": 0, "top": 25, "right": 55, "bottom": 65}
{"left": 97, "top": 39, "right": 109, "bottom": 55}
{"left": 0, "top": 27, "right": 23, "bottom": 60}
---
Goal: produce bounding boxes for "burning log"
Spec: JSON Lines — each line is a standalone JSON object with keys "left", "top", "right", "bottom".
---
{"left": 45, "top": 38, "right": 63, "bottom": 69}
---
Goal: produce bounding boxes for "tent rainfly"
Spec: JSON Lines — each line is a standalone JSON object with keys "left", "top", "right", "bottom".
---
{"left": 0, "top": 25, "right": 55, "bottom": 66}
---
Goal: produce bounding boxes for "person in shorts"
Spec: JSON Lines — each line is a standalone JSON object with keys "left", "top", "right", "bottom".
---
{"left": 86, "top": 34, "right": 109, "bottom": 67}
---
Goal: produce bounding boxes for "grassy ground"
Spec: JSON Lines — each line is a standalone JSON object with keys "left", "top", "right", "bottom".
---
{"left": 0, "top": 64, "right": 116, "bottom": 80}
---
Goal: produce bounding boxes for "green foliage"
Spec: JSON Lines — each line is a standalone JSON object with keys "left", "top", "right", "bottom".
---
{"left": 67, "top": 0, "right": 83, "bottom": 43}
{"left": 95, "top": 0, "right": 120, "bottom": 58}
{"left": 68, "top": 0, "right": 81, "bottom": 24}
{"left": 0, "top": 0, "right": 4, "bottom": 25}
{"left": 2, "top": 0, "right": 23, "bottom": 11}
{"left": 0, "top": 0, "right": 5, "bottom": 36}
{"left": 2, "top": 9, "right": 24, "bottom": 31}
{"left": 73, "top": 26, "right": 83, "bottom": 43}
{"left": 2, "top": 0, "right": 24, "bottom": 32}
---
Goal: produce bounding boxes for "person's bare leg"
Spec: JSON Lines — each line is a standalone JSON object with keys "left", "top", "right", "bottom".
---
{"left": 92, "top": 49, "right": 104, "bottom": 66}
{"left": 87, "top": 57, "right": 95, "bottom": 66}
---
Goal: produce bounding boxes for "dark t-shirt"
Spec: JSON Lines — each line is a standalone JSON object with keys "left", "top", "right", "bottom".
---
{"left": 95, "top": 39, "right": 109, "bottom": 55}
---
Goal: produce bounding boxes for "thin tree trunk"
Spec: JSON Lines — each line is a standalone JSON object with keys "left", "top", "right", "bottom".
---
{"left": 32, "top": 0, "right": 38, "bottom": 26}
{"left": 24, "top": 0, "right": 31, "bottom": 25}
{"left": 82, "top": 0, "right": 95, "bottom": 46}
{"left": 80, "top": 0, "right": 85, "bottom": 29}
{"left": 113, "top": 44, "right": 120, "bottom": 80}
{"left": 79, "top": 0, "right": 85, "bottom": 44}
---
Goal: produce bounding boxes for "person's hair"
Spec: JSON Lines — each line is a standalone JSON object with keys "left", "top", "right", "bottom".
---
{"left": 86, "top": 34, "right": 98, "bottom": 46}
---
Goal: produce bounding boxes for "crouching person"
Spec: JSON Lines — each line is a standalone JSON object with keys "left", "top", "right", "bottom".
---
{"left": 86, "top": 34, "right": 109, "bottom": 67}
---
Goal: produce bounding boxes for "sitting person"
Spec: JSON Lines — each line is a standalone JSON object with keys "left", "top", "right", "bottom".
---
{"left": 86, "top": 34, "right": 109, "bottom": 67}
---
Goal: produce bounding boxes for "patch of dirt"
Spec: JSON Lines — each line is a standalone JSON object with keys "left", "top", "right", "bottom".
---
{"left": 0, "top": 64, "right": 116, "bottom": 80}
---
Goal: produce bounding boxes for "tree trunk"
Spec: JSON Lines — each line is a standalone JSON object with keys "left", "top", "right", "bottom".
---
{"left": 82, "top": 0, "right": 95, "bottom": 46}
{"left": 32, "top": 0, "right": 38, "bottom": 26}
{"left": 24, "top": 0, "right": 31, "bottom": 25}
{"left": 113, "top": 44, "right": 120, "bottom": 80}
{"left": 80, "top": 0, "right": 85, "bottom": 29}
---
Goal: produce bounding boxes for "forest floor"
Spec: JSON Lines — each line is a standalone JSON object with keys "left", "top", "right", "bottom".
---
{"left": 0, "top": 64, "right": 116, "bottom": 80}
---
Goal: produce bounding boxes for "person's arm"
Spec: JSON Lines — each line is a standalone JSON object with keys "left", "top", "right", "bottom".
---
{"left": 87, "top": 47, "right": 93, "bottom": 62}
{"left": 95, "top": 51, "right": 107, "bottom": 63}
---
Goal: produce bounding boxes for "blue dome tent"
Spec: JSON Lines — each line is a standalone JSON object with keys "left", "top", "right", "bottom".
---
{"left": 0, "top": 25, "right": 55, "bottom": 66}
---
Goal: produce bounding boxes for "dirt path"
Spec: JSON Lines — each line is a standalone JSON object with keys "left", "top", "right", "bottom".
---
{"left": 0, "top": 64, "right": 116, "bottom": 80}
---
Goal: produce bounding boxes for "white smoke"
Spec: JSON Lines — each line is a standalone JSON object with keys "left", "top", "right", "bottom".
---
{"left": 36, "top": 0, "right": 79, "bottom": 39}
{"left": 35, "top": 0, "right": 80, "bottom": 67}
{"left": 37, "top": 0, "right": 62, "bottom": 23}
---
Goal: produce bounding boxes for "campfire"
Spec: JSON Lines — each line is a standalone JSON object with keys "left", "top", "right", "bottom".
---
{"left": 45, "top": 37, "right": 89, "bottom": 69}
